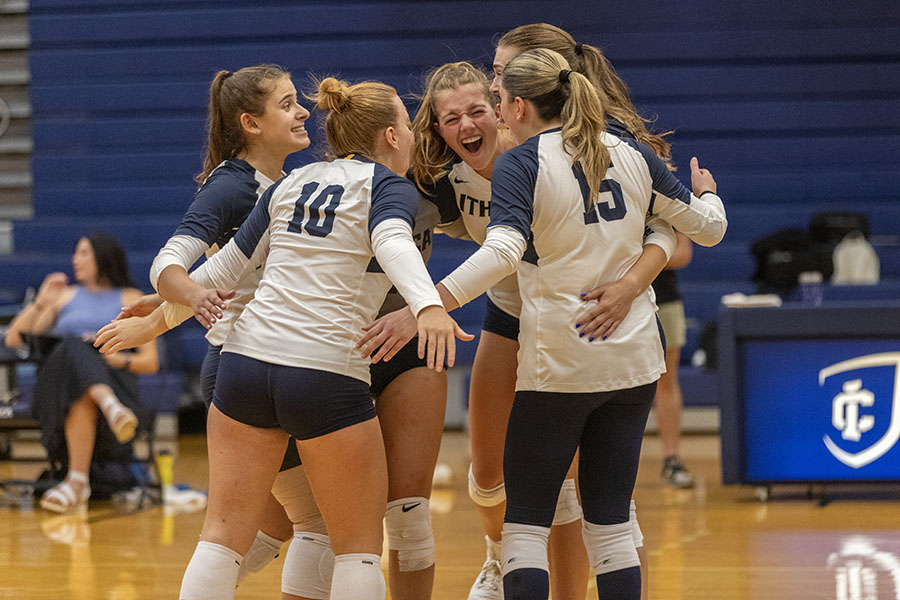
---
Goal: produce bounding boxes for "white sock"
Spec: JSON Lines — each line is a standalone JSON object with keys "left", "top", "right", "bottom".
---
{"left": 236, "top": 530, "right": 283, "bottom": 584}
{"left": 179, "top": 541, "right": 242, "bottom": 600}
{"left": 329, "top": 553, "right": 385, "bottom": 600}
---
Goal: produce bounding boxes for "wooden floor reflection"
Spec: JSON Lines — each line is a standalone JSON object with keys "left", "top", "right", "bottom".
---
{"left": 2, "top": 432, "right": 900, "bottom": 599}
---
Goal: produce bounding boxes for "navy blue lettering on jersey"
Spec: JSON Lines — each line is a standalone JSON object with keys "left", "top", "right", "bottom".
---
{"left": 417, "top": 174, "right": 461, "bottom": 225}
{"left": 234, "top": 178, "right": 283, "bottom": 259}
{"left": 487, "top": 134, "right": 540, "bottom": 241}
{"left": 173, "top": 160, "right": 260, "bottom": 248}
{"left": 288, "top": 182, "right": 344, "bottom": 238}
{"left": 460, "top": 193, "right": 490, "bottom": 218}
{"left": 620, "top": 138, "right": 692, "bottom": 206}
{"left": 369, "top": 163, "right": 418, "bottom": 234}
{"left": 573, "top": 160, "right": 627, "bottom": 223}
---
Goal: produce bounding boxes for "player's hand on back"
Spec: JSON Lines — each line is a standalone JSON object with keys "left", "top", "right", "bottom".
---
{"left": 576, "top": 276, "right": 642, "bottom": 341}
{"left": 358, "top": 306, "right": 418, "bottom": 363}
{"left": 189, "top": 287, "right": 235, "bottom": 329}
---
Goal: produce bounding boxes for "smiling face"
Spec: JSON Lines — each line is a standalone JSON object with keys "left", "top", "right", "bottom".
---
{"left": 433, "top": 82, "right": 500, "bottom": 174}
{"left": 252, "top": 75, "right": 311, "bottom": 157}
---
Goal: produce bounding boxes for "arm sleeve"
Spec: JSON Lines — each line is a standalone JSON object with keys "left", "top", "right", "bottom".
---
{"left": 160, "top": 300, "right": 194, "bottom": 329}
{"left": 642, "top": 213, "right": 676, "bottom": 260}
{"left": 440, "top": 226, "right": 526, "bottom": 307}
{"left": 371, "top": 219, "right": 443, "bottom": 316}
{"left": 149, "top": 171, "right": 259, "bottom": 289}
{"left": 150, "top": 235, "right": 210, "bottom": 291}
{"left": 440, "top": 145, "right": 536, "bottom": 306}
{"left": 188, "top": 183, "right": 276, "bottom": 291}
{"left": 625, "top": 138, "right": 727, "bottom": 247}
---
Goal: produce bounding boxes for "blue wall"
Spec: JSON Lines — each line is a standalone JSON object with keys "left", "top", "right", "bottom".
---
{"left": 27, "top": 0, "right": 900, "bottom": 216}
{"left": 11, "top": 1, "right": 900, "bottom": 357}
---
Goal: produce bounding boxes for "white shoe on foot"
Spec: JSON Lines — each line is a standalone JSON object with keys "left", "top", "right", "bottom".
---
{"left": 468, "top": 536, "right": 503, "bottom": 600}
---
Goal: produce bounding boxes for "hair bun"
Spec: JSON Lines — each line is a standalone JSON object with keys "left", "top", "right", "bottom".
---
{"left": 316, "top": 77, "right": 351, "bottom": 112}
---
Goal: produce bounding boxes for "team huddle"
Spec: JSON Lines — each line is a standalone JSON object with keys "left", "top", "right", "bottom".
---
{"left": 93, "top": 22, "right": 726, "bottom": 600}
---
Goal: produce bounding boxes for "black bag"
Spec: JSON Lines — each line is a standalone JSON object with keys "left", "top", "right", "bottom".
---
{"left": 809, "top": 212, "right": 869, "bottom": 246}
{"left": 750, "top": 228, "right": 833, "bottom": 293}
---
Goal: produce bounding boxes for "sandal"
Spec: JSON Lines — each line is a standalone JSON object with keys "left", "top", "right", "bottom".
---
{"left": 39, "top": 472, "right": 91, "bottom": 514}
{"left": 99, "top": 397, "right": 138, "bottom": 444}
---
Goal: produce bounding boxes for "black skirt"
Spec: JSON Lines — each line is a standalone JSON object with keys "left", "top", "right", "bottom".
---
{"left": 32, "top": 336, "right": 146, "bottom": 465}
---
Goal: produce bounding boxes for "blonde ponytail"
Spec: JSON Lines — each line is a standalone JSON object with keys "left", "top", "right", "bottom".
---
{"left": 501, "top": 48, "right": 610, "bottom": 204}
{"left": 307, "top": 77, "right": 397, "bottom": 159}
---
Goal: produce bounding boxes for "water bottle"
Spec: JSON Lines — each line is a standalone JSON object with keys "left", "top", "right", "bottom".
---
{"left": 798, "top": 271, "right": 824, "bottom": 306}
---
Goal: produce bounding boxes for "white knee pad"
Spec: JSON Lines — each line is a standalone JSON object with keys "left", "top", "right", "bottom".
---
{"left": 330, "top": 553, "right": 385, "bottom": 600}
{"left": 551, "top": 479, "right": 583, "bottom": 526}
{"left": 271, "top": 466, "right": 327, "bottom": 535}
{"left": 630, "top": 499, "right": 644, "bottom": 548}
{"left": 179, "top": 541, "right": 242, "bottom": 600}
{"left": 581, "top": 520, "right": 640, "bottom": 576}
{"left": 468, "top": 464, "right": 506, "bottom": 508}
{"left": 236, "top": 530, "right": 283, "bottom": 585}
{"left": 500, "top": 522, "right": 550, "bottom": 577}
{"left": 384, "top": 497, "right": 435, "bottom": 572}
{"left": 282, "top": 531, "right": 334, "bottom": 600}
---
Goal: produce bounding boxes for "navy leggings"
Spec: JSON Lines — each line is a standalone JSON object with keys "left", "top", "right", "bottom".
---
{"left": 503, "top": 382, "right": 656, "bottom": 527}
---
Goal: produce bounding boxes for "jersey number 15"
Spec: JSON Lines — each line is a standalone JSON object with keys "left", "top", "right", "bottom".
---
{"left": 573, "top": 163, "right": 627, "bottom": 224}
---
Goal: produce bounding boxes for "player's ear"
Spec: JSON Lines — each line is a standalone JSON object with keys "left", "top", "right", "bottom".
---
{"left": 240, "top": 112, "right": 261, "bottom": 136}
{"left": 513, "top": 97, "right": 527, "bottom": 122}
{"left": 383, "top": 125, "right": 399, "bottom": 150}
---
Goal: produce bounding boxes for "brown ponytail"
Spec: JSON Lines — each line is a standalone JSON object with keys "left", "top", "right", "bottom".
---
{"left": 196, "top": 64, "right": 290, "bottom": 185}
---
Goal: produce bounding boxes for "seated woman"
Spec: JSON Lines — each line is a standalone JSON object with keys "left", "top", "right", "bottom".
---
{"left": 5, "top": 234, "right": 158, "bottom": 512}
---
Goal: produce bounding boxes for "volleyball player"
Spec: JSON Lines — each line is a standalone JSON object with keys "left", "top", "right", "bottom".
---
{"left": 95, "top": 64, "right": 319, "bottom": 590}
{"left": 97, "top": 74, "right": 463, "bottom": 600}
{"left": 165, "top": 76, "right": 466, "bottom": 600}
{"left": 436, "top": 48, "right": 724, "bottom": 599}
{"left": 358, "top": 56, "right": 724, "bottom": 600}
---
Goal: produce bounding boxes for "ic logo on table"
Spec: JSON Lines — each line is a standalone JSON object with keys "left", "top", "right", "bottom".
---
{"left": 820, "top": 353, "right": 900, "bottom": 469}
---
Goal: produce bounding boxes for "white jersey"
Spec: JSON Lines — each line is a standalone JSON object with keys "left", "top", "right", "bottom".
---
{"left": 184, "top": 156, "right": 441, "bottom": 383}
{"left": 427, "top": 160, "right": 522, "bottom": 317}
{"left": 150, "top": 159, "right": 275, "bottom": 346}
{"left": 442, "top": 129, "right": 726, "bottom": 393}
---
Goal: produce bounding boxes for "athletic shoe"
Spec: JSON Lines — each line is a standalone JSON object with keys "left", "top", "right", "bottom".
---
{"left": 468, "top": 558, "right": 503, "bottom": 600}
{"left": 662, "top": 455, "right": 695, "bottom": 488}
{"left": 468, "top": 536, "right": 503, "bottom": 599}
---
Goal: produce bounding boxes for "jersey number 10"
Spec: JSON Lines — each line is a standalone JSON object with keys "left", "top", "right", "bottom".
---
{"left": 572, "top": 163, "right": 627, "bottom": 224}
{"left": 288, "top": 181, "right": 345, "bottom": 238}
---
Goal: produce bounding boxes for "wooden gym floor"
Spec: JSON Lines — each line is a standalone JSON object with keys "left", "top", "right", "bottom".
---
{"left": 1, "top": 431, "right": 899, "bottom": 599}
